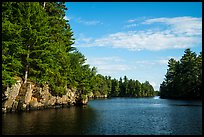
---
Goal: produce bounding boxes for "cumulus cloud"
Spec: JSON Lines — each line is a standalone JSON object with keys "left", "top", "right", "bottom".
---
{"left": 75, "top": 16, "right": 202, "bottom": 51}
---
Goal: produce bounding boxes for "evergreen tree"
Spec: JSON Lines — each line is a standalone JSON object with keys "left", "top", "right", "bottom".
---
{"left": 160, "top": 48, "right": 202, "bottom": 99}
{"left": 134, "top": 80, "right": 141, "bottom": 97}
{"left": 2, "top": 2, "right": 23, "bottom": 89}
{"left": 111, "top": 78, "right": 120, "bottom": 97}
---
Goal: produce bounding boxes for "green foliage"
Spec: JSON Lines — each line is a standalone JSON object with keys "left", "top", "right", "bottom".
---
{"left": 2, "top": 2, "right": 90, "bottom": 96}
{"left": 2, "top": 2, "right": 24, "bottom": 89}
{"left": 111, "top": 78, "right": 120, "bottom": 97}
{"left": 93, "top": 75, "right": 156, "bottom": 98}
{"left": 2, "top": 2, "right": 156, "bottom": 99}
{"left": 81, "top": 94, "right": 88, "bottom": 100}
{"left": 160, "top": 48, "right": 202, "bottom": 99}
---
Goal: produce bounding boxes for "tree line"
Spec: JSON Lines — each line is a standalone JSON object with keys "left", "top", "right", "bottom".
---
{"left": 2, "top": 2, "right": 155, "bottom": 98}
{"left": 160, "top": 48, "right": 202, "bottom": 99}
{"left": 89, "top": 75, "right": 155, "bottom": 98}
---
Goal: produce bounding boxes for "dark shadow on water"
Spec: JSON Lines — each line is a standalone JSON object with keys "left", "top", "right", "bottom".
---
{"left": 2, "top": 106, "right": 97, "bottom": 135}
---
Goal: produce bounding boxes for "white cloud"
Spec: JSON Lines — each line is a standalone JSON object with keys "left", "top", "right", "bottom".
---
{"left": 134, "top": 56, "right": 181, "bottom": 66}
{"left": 149, "top": 81, "right": 157, "bottom": 90}
{"left": 85, "top": 56, "right": 130, "bottom": 75}
{"left": 134, "top": 60, "right": 156, "bottom": 65}
{"left": 156, "top": 59, "right": 168, "bottom": 65}
{"left": 143, "top": 16, "right": 202, "bottom": 36}
{"left": 128, "top": 19, "right": 137, "bottom": 23}
{"left": 64, "top": 15, "right": 71, "bottom": 21}
{"left": 74, "top": 33, "right": 93, "bottom": 47}
{"left": 124, "top": 23, "right": 138, "bottom": 28}
{"left": 127, "top": 17, "right": 147, "bottom": 23}
{"left": 76, "top": 30, "right": 201, "bottom": 51}
{"left": 75, "top": 17, "right": 102, "bottom": 26}
{"left": 78, "top": 35, "right": 93, "bottom": 43}
{"left": 75, "top": 16, "right": 202, "bottom": 51}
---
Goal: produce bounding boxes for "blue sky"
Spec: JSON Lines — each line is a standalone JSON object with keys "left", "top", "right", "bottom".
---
{"left": 65, "top": 2, "right": 202, "bottom": 91}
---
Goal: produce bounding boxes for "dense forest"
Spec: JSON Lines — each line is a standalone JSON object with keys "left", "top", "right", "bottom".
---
{"left": 2, "top": 2, "right": 156, "bottom": 99}
{"left": 160, "top": 49, "right": 202, "bottom": 99}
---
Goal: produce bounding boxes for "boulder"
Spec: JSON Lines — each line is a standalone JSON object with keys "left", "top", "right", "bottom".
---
{"left": 47, "top": 96, "right": 56, "bottom": 106}
{"left": 30, "top": 97, "right": 38, "bottom": 108}
{"left": 62, "top": 95, "right": 68, "bottom": 104}
{"left": 56, "top": 96, "right": 63, "bottom": 105}
{"left": 11, "top": 101, "right": 18, "bottom": 112}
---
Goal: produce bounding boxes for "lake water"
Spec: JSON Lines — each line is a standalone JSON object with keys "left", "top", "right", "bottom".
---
{"left": 2, "top": 97, "right": 202, "bottom": 135}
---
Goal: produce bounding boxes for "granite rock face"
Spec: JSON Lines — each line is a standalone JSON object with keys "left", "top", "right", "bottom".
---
{"left": 3, "top": 79, "right": 22, "bottom": 111}
{"left": 2, "top": 79, "right": 79, "bottom": 113}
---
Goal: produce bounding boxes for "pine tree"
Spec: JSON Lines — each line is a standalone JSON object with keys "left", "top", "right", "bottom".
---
{"left": 2, "top": 2, "right": 23, "bottom": 90}
{"left": 160, "top": 48, "right": 202, "bottom": 99}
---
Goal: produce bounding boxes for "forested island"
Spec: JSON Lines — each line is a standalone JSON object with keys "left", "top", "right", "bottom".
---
{"left": 2, "top": 2, "right": 156, "bottom": 113}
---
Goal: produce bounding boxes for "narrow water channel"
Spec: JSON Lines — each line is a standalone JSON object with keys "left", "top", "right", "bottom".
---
{"left": 2, "top": 97, "right": 202, "bottom": 135}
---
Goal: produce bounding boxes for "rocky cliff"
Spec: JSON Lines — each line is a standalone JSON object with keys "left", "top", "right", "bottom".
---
{"left": 2, "top": 77, "right": 88, "bottom": 113}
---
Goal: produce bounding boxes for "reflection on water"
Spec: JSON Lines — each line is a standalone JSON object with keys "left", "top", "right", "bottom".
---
{"left": 2, "top": 97, "right": 202, "bottom": 135}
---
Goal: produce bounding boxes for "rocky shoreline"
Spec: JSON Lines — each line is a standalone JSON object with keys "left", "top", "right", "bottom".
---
{"left": 2, "top": 78, "right": 89, "bottom": 113}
